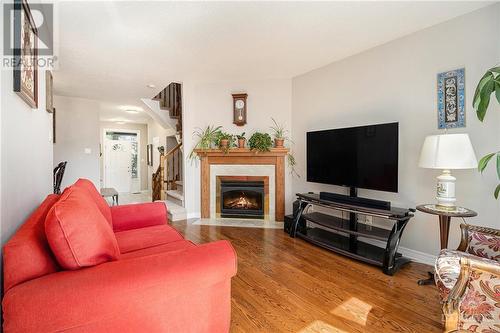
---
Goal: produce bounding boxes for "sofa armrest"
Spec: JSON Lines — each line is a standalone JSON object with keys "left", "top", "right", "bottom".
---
{"left": 110, "top": 201, "right": 167, "bottom": 231}
{"left": 442, "top": 256, "right": 500, "bottom": 333}
{"left": 2, "top": 240, "right": 237, "bottom": 333}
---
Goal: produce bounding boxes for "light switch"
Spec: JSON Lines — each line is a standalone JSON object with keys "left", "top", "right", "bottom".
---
{"left": 84, "top": 148, "right": 92, "bottom": 154}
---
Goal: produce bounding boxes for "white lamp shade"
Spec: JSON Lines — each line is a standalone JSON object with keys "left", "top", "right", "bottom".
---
{"left": 418, "top": 133, "right": 477, "bottom": 169}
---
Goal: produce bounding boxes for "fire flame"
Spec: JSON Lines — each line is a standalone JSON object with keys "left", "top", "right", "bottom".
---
{"left": 225, "top": 194, "right": 259, "bottom": 210}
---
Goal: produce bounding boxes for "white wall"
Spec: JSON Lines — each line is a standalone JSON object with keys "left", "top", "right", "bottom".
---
{"left": 100, "top": 121, "right": 149, "bottom": 191}
{"left": 182, "top": 78, "right": 293, "bottom": 218}
{"left": 291, "top": 4, "right": 500, "bottom": 257}
{"left": 53, "top": 95, "right": 100, "bottom": 188}
{"left": 1, "top": 69, "right": 53, "bottom": 246}
{"left": 54, "top": 95, "right": 174, "bottom": 192}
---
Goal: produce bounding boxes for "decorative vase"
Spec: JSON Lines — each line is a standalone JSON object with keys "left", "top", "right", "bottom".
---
{"left": 238, "top": 138, "right": 246, "bottom": 148}
{"left": 220, "top": 139, "right": 229, "bottom": 149}
{"left": 274, "top": 138, "right": 284, "bottom": 148}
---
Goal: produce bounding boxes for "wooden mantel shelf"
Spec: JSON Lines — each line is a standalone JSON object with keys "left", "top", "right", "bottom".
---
{"left": 194, "top": 148, "right": 289, "bottom": 157}
{"left": 195, "top": 147, "right": 288, "bottom": 221}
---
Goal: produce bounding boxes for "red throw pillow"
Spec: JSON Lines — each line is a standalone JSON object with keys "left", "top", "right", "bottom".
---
{"left": 74, "top": 178, "right": 113, "bottom": 227}
{"left": 45, "top": 186, "right": 120, "bottom": 270}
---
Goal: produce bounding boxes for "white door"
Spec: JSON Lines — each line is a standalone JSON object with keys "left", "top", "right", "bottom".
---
{"left": 104, "top": 140, "right": 133, "bottom": 193}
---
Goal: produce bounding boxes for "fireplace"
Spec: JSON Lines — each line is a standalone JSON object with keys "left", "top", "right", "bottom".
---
{"left": 220, "top": 180, "right": 265, "bottom": 219}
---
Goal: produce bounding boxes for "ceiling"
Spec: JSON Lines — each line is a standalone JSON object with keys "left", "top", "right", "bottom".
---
{"left": 53, "top": 1, "right": 491, "bottom": 124}
{"left": 98, "top": 102, "right": 151, "bottom": 124}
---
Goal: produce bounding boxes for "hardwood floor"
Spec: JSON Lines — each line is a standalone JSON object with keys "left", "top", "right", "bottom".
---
{"left": 171, "top": 220, "right": 443, "bottom": 333}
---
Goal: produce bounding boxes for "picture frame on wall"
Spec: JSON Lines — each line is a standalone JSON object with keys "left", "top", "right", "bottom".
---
{"left": 46, "top": 70, "right": 54, "bottom": 113}
{"left": 147, "top": 144, "right": 153, "bottom": 166}
{"left": 13, "top": 0, "right": 38, "bottom": 109}
{"left": 437, "top": 68, "right": 465, "bottom": 129}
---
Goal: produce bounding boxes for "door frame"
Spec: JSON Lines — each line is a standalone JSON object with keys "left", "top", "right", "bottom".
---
{"left": 102, "top": 128, "right": 141, "bottom": 191}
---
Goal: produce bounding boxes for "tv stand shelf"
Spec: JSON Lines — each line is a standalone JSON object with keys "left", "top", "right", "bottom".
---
{"left": 290, "top": 193, "right": 414, "bottom": 275}
{"left": 302, "top": 212, "right": 392, "bottom": 241}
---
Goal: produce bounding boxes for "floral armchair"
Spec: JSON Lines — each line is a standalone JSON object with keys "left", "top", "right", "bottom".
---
{"left": 434, "top": 224, "right": 500, "bottom": 333}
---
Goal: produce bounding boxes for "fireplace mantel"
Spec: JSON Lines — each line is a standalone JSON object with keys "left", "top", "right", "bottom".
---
{"left": 194, "top": 148, "right": 289, "bottom": 221}
{"left": 194, "top": 148, "right": 289, "bottom": 157}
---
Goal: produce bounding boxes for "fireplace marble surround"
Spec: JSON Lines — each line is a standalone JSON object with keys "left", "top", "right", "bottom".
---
{"left": 194, "top": 148, "right": 288, "bottom": 221}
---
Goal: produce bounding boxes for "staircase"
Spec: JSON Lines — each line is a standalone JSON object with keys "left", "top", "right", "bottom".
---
{"left": 152, "top": 82, "right": 182, "bottom": 138}
{"left": 150, "top": 83, "right": 186, "bottom": 221}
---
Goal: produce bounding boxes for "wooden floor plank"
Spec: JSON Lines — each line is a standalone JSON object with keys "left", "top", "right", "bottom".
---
{"left": 171, "top": 221, "right": 443, "bottom": 332}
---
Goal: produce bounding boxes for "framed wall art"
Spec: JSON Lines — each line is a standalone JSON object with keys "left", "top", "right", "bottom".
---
{"left": 13, "top": 0, "right": 38, "bottom": 108}
{"left": 147, "top": 144, "right": 153, "bottom": 166}
{"left": 46, "top": 70, "right": 54, "bottom": 113}
{"left": 437, "top": 68, "right": 465, "bottom": 129}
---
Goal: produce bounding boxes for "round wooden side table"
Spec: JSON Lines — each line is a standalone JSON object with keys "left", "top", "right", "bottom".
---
{"left": 416, "top": 204, "right": 477, "bottom": 285}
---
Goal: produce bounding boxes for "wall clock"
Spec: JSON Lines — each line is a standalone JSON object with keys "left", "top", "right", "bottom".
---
{"left": 232, "top": 93, "right": 247, "bottom": 126}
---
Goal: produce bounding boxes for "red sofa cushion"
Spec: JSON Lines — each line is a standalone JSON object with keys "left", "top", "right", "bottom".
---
{"left": 2, "top": 194, "right": 61, "bottom": 292}
{"left": 110, "top": 202, "right": 168, "bottom": 232}
{"left": 119, "top": 240, "right": 196, "bottom": 260}
{"left": 45, "top": 186, "right": 120, "bottom": 270}
{"left": 74, "top": 178, "right": 112, "bottom": 227}
{"left": 115, "top": 224, "right": 184, "bottom": 254}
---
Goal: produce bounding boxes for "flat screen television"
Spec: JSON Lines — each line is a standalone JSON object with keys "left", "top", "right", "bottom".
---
{"left": 307, "top": 122, "right": 398, "bottom": 193}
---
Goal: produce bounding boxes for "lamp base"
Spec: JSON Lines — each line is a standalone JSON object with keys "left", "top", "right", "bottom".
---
{"left": 436, "top": 170, "right": 456, "bottom": 210}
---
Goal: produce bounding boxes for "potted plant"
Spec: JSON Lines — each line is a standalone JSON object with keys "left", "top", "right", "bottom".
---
{"left": 473, "top": 65, "right": 500, "bottom": 198}
{"left": 189, "top": 125, "right": 222, "bottom": 159}
{"left": 270, "top": 118, "right": 291, "bottom": 148}
{"left": 248, "top": 132, "right": 273, "bottom": 152}
{"left": 236, "top": 132, "right": 246, "bottom": 148}
{"left": 215, "top": 131, "right": 234, "bottom": 153}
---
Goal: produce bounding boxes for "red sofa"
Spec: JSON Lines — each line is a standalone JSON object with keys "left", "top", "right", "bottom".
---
{"left": 2, "top": 179, "right": 237, "bottom": 333}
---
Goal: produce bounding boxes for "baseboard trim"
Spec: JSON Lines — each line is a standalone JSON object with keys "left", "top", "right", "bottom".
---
{"left": 361, "top": 238, "right": 436, "bottom": 266}
{"left": 398, "top": 246, "right": 436, "bottom": 267}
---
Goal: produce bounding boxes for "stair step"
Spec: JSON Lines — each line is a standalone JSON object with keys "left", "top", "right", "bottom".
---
{"left": 166, "top": 190, "right": 184, "bottom": 203}
{"left": 175, "top": 180, "right": 183, "bottom": 187}
{"left": 155, "top": 199, "right": 186, "bottom": 221}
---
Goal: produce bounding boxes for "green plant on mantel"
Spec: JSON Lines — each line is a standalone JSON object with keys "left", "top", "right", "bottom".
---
{"left": 189, "top": 125, "right": 222, "bottom": 159}
{"left": 473, "top": 65, "right": 500, "bottom": 198}
{"left": 269, "top": 117, "right": 288, "bottom": 140}
{"left": 214, "top": 131, "right": 235, "bottom": 153}
{"left": 248, "top": 132, "right": 273, "bottom": 152}
{"left": 269, "top": 118, "right": 300, "bottom": 177}
{"left": 214, "top": 131, "right": 233, "bottom": 145}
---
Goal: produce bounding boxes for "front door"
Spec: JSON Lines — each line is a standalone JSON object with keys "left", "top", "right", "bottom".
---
{"left": 104, "top": 131, "right": 139, "bottom": 193}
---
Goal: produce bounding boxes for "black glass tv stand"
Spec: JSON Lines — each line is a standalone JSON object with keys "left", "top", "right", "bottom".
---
{"left": 290, "top": 193, "right": 414, "bottom": 275}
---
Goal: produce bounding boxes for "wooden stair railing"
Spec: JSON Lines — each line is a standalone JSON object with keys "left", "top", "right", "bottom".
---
{"left": 152, "top": 82, "right": 182, "bottom": 139}
{"left": 152, "top": 142, "right": 183, "bottom": 202}
{"left": 164, "top": 142, "right": 183, "bottom": 192}
{"left": 152, "top": 162, "right": 163, "bottom": 201}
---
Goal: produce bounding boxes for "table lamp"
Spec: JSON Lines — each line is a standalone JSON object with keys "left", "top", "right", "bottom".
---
{"left": 418, "top": 133, "right": 477, "bottom": 210}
